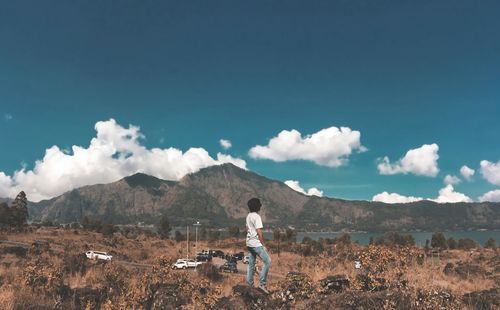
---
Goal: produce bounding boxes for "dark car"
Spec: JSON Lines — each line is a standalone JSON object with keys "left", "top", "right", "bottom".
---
{"left": 220, "top": 261, "right": 238, "bottom": 273}
{"left": 233, "top": 252, "right": 244, "bottom": 261}
{"left": 211, "top": 250, "right": 224, "bottom": 257}
{"left": 196, "top": 253, "right": 212, "bottom": 262}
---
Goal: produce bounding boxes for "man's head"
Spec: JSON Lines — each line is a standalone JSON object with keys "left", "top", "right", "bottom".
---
{"left": 247, "top": 198, "right": 262, "bottom": 213}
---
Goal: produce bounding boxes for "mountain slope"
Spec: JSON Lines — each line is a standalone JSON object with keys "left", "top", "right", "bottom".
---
{"left": 25, "top": 164, "right": 500, "bottom": 230}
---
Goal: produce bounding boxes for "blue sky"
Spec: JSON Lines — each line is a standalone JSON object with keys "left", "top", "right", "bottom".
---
{"left": 1, "top": 1, "right": 499, "bottom": 202}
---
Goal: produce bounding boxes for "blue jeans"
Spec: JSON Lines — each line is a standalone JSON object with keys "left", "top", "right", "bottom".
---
{"left": 247, "top": 246, "right": 271, "bottom": 287}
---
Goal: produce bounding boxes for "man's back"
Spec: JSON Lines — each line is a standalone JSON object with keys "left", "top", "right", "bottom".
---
{"left": 246, "top": 212, "right": 263, "bottom": 248}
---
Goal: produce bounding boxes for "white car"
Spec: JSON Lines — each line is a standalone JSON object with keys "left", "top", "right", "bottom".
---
{"left": 172, "top": 259, "right": 203, "bottom": 270}
{"left": 86, "top": 250, "right": 112, "bottom": 261}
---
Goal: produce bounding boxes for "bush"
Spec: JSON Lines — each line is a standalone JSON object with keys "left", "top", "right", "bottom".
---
{"left": 447, "top": 237, "right": 457, "bottom": 249}
{"left": 197, "top": 263, "right": 222, "bottom": 282}
{"left": 431, "top": 232, "right": 447, "bottom": 249}
{"left": 484, "top": 238, "right": 496, "bottom": 249}
{"left": 457, "top": 238, "right": 477, "bottom": 250}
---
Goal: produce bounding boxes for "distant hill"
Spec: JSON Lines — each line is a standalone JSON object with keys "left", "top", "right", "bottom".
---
{"left": 20, "top": 163, "right": 500, "bottom": 231}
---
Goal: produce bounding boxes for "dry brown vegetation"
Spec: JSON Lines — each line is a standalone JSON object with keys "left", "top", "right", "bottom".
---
{"left": 0, "top": 227, "right": 498, "bottom": 309}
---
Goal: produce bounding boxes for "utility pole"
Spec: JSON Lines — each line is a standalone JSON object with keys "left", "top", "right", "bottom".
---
{"left": 186, "top": 224, "right": 189, "bottom": 259}
{"left": 194, "top": 221, "right": 201, "bottom": 255}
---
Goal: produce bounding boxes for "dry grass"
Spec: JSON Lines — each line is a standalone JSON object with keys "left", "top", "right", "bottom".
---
{"left": 0, "top": 228, "right": 498, "bottom": 309}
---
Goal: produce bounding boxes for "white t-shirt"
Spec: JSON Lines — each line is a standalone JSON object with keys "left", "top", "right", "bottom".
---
{"left": 246, "top": 212, "right": 263, "bottom": 248}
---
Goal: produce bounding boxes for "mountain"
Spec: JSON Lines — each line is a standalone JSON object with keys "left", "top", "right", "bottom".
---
{"left": 25, "top": 164, "right": 500, "bottom": 231}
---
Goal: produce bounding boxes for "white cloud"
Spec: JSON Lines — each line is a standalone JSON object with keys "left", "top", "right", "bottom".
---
{"left": 0, "top": 119, "right": 247, "bottom": 202}
{"left": 372, "top": 192, "right": 423, "bottom": 203}
{"left": 479, "top": 190, "right": 500, "bottom": 202}
{"left": 460, "top": 165, "right": 475, "bottom": 181}
{"left": 0, "top": 172, "right": 13, "bottom": 198}
{"left": 219, "top": 139, "right": 232, "bottom": 150}
{"left": 377, "top": 144, "right": 439, "bottom": 177}
{"left": 373, "top": 184, "right": 471, "bottom": 204}
{"left": 284, "top": 180, "right": 323, "bottom": 197}
{"left": 444, "top": 174, "right": 461, "bottom": 185}
{"left": 4, "top": 113, "right": 13, "bottom": 121}
{"left": 432, "top": 185, "right": 472, "bottom": 203}
{"left": 480, "top": 160, "right": 500, "bottom": 185}
{"left": 249, "top": 126, "right": 366, "bottom": 167}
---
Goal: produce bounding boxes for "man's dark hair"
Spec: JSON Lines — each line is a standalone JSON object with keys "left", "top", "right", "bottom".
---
{"left": 247, "top": 198, "right": 262, "bottom": 212}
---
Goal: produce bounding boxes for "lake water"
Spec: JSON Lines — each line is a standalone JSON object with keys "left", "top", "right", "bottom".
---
{"left": 263, "top": 230, "right": 500, "bottom": 246}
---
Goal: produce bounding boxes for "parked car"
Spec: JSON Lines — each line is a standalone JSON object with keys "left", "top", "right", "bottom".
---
{"left": 85, "top": 251, "right": 112, "bottom": 261}
{"left": 196, "top": 252, "right": 212, "bottom": 262}
{"left": 172, "top": 259, "right": 203, "bottom": 270}
{"left": 224, "top": 254, "right": 238, "bottom": 263}
{"left": 210, "top": 250, "right": 224, "bottom": 257}
{"left": 220, "top": 261, "right": 238, "bottom": 273}
{"left": 233, "top": 252, "right": 244, "bottom": 260}
{"left": 243, "top": 255, "right": 249, "bottom": 264}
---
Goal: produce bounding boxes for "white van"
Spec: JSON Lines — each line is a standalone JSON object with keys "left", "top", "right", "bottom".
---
{"left": 85, "top": 250, "right": 112, "bottom": 261}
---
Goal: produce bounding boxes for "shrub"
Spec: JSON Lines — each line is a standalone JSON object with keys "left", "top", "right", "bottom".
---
{"left": 447, "top": 237, "right": 457, "bottom": 249}
{"left": 197, "top": 263, "right": 222, "bottom": 282}
{"left": 431, "top": 232, "right": 447, "bottom": 249}
{"left": 457, "top": 238, "right": 477, "bottom": 250}
{"left": 484, "top": 238, "right": 496, "bottom": 249}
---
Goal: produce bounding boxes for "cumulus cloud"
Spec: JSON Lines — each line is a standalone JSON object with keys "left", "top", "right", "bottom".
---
{"left": 372, "top": 192, "right": 423, "bottom": 203}
{"left": 480, "top": 160, "right": 500, "bottom": 185}
{"left": 479, "top": 190, "right": 500, "bottom": 202}
{"left": 219, "top": 139, "right": 232, "bottom": 150}
{"left": 249, "top": 126, "right": 366, "bottom": 167}
{"left": 444, "top": 174, "right": 461, "bottom": 185}
{"left": 0, "top": 119, "right": 247, "bottom": 202}
{"left": 284, "top": 180, "right": 323, "bottom": 197}
{"left": 373, "top": 185, "right": 471, "bottom": 204}
{"left": 432, "top": 185, "right": 472, "bottom": 203}
{"left": 377, "top": 144, "right": 439, "bottom": 177}
{"left": 460, "top": 165, "right": 475, "bottom": 181}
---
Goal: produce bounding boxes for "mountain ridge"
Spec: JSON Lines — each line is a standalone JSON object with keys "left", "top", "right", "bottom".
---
{"left": 12, "top": 163, "right": 500, "bottom": 231}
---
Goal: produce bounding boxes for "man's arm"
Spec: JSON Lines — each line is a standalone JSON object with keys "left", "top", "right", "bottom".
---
{"left": 256, "top": 228, "right": 265, "bottom": 247}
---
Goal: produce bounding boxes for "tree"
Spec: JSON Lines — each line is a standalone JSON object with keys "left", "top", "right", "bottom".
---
{"left": 228, "top": 225, "right": 240, "bottom": 239}
{"left": 11, "top": 191, "right": 28, "bottom": 227}
{"left": 431, "top": 232, "right": 447, "bottom": 249}
{"left": 285, "top": 228, "right": 297, "bottom": 242}
{"left": 484, "top": 238, "right": 497, "bottom": 249}
{"left": 447, "top": 237, "right": 457, "bottom": 249}
{"left": 158, "top": 214, "right": 171, "bottom": 239}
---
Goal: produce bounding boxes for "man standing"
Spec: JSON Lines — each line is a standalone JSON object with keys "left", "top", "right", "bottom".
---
{"left": 246, "top": 198, "right": 271, "bottom": 294}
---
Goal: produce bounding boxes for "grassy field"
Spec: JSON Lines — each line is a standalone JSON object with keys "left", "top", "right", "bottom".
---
{"left": 0, "top": 227, "right": 498, "bottom": 309}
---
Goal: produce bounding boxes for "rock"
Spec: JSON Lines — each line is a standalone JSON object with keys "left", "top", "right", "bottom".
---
{"left": 214, "top": 285, "right": 272, "bottom": 310}
{"left": 149, "top": 283, "right": 191, "bottom": 310}
{"left": 319, "top": 275, "right": 350, "bottom": 293}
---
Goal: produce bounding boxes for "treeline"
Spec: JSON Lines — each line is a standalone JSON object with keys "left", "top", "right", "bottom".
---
{"left": 0, "top": 191, "right": 28, "bottom": 228}
{"left": 429, "top": 232, "right": 497, "bottom": 250}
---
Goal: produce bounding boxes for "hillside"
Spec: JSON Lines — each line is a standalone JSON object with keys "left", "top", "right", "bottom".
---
{"left": 22, "top": 164, "right": 500, "bottom": 230}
